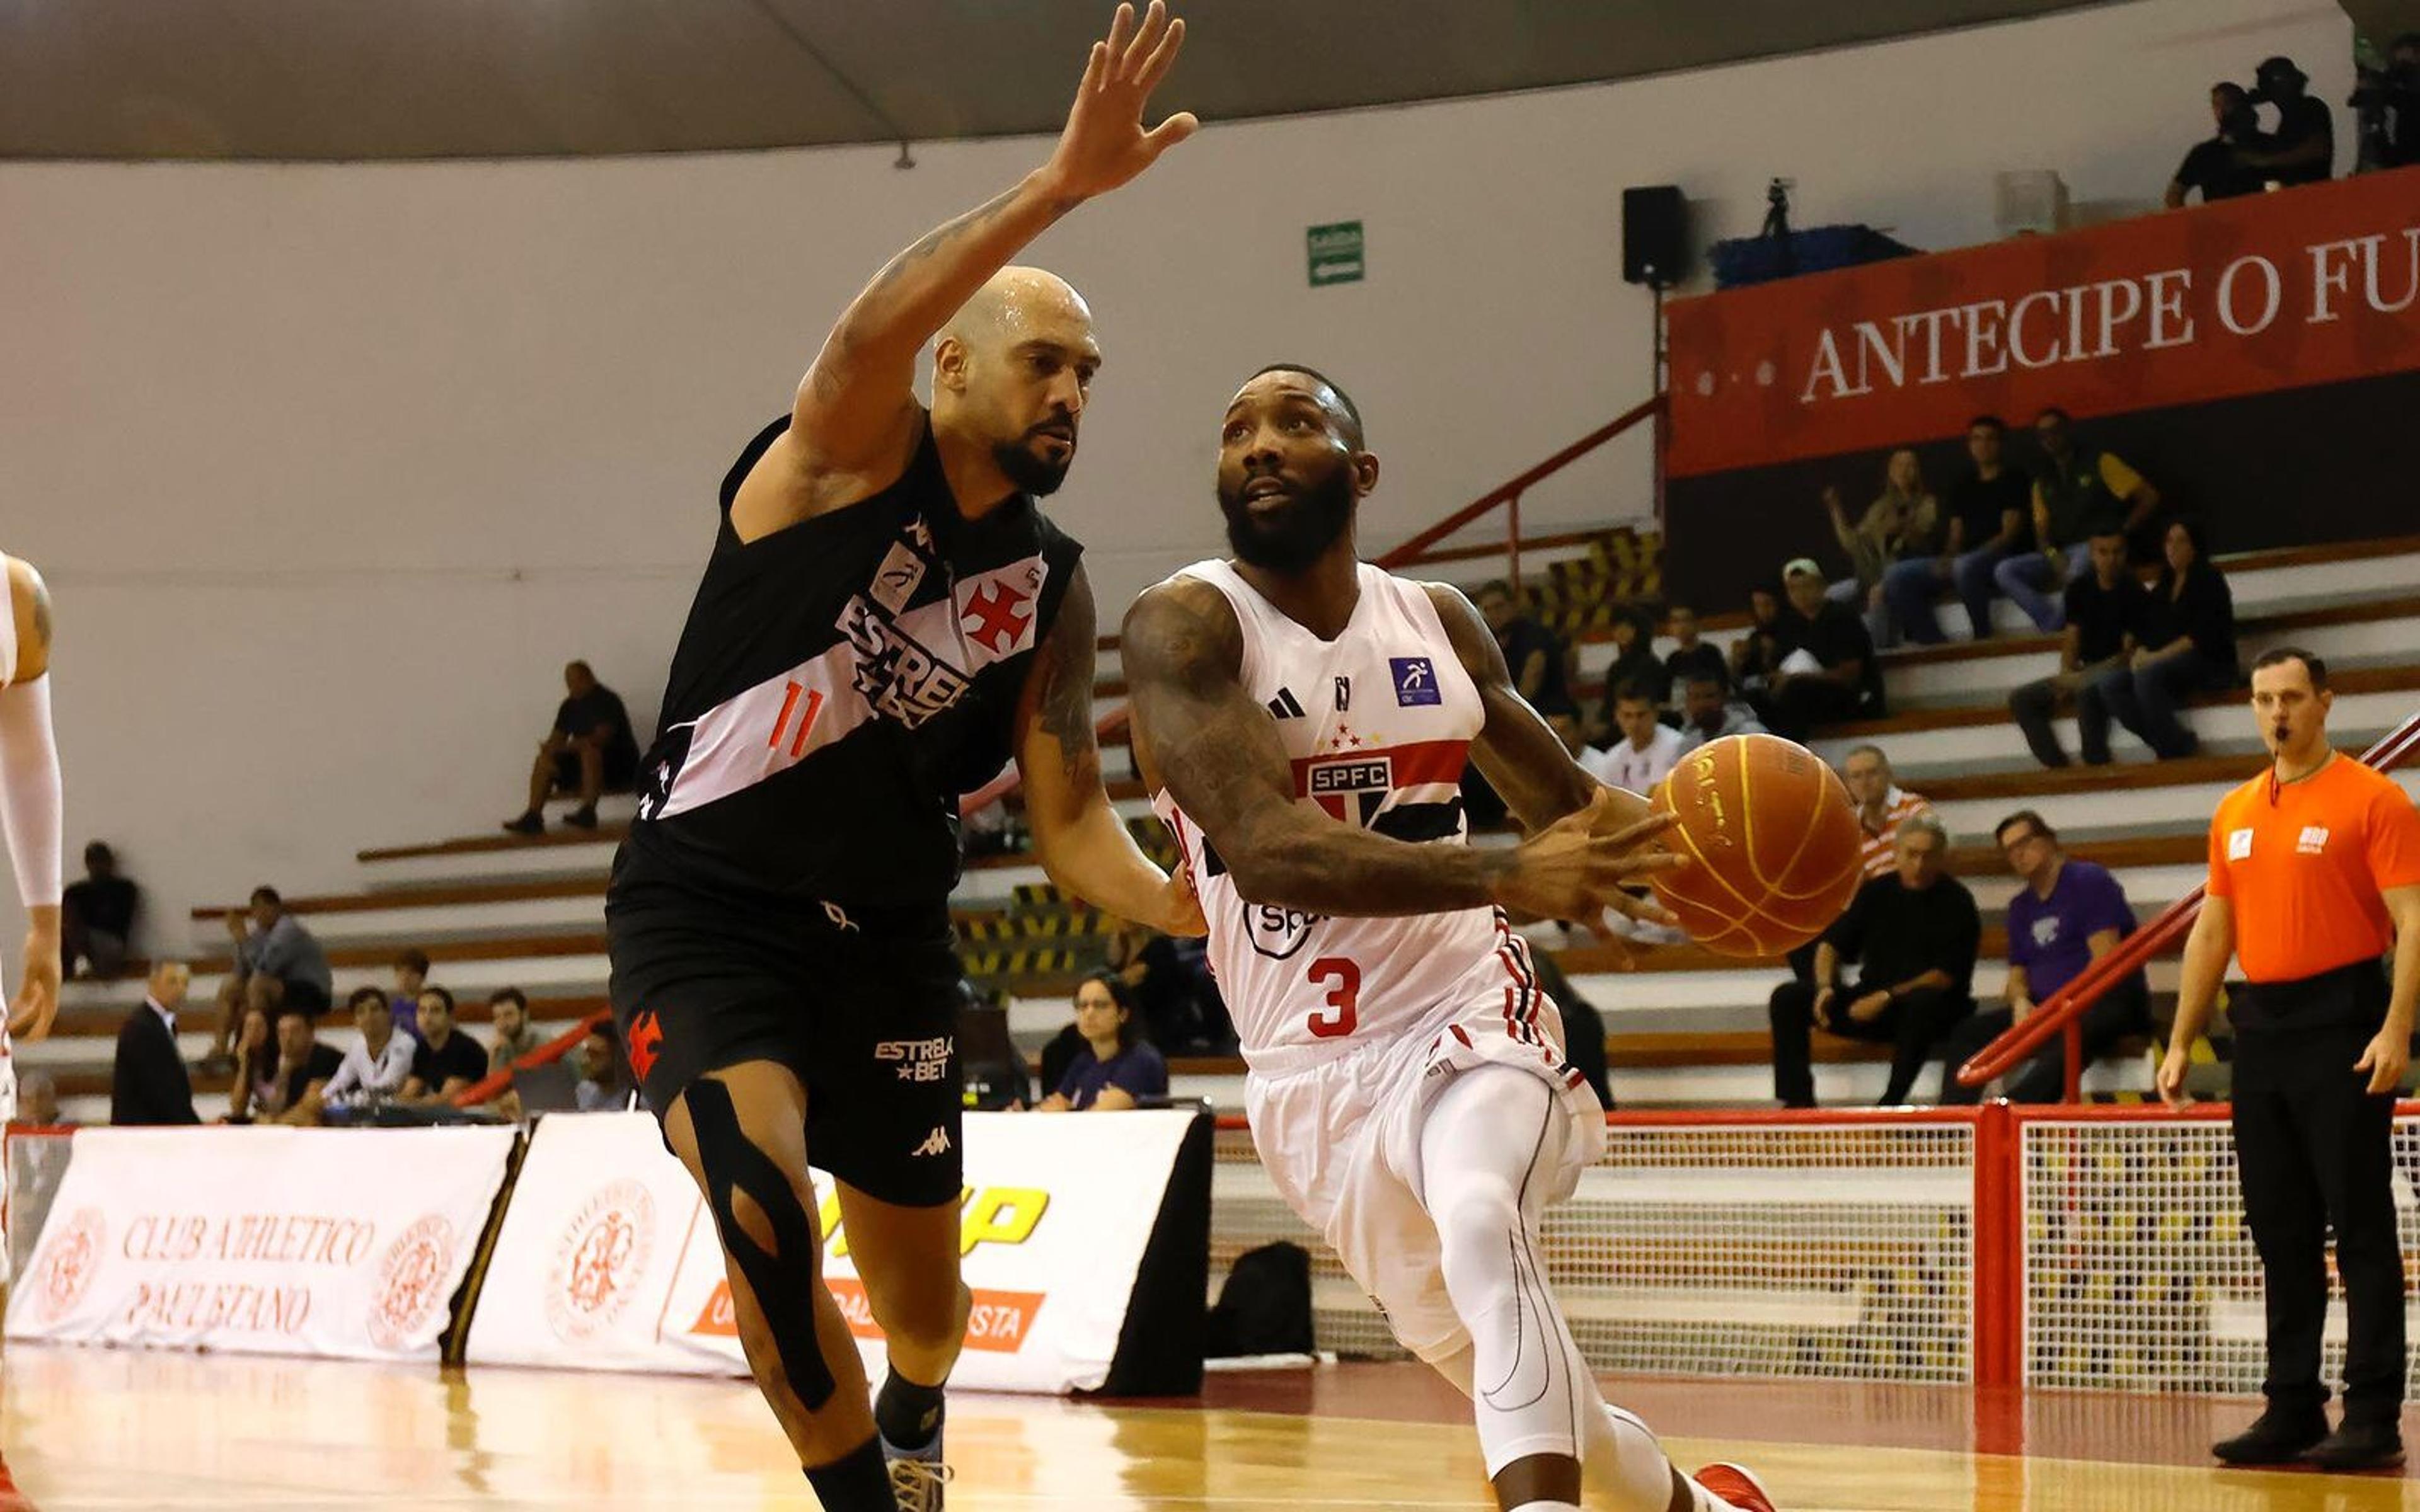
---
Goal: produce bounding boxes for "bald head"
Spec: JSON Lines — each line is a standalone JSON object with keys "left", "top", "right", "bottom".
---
{"left": 934, "top": 266, "right": 1100, "bottom": 497}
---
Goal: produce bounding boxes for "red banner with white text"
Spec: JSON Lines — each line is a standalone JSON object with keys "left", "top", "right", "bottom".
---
{"left": 1667, "top": 168, "right": 2420, "bottom": 477}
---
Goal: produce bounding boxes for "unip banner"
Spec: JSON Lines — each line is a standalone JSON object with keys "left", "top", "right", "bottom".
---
{"left": 1666, "top": 166, "right": 2420, "bottom": 478}
{"left": 4, "top": 1125, "right": 517, "bottom": 1361}
{"left": 464, "top": 1108, "right": 1209, "bottom": 1395}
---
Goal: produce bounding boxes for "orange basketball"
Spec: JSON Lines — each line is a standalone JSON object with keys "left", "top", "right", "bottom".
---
{"left": 1647, "top": 732, "right": 1864, "bottom": 959}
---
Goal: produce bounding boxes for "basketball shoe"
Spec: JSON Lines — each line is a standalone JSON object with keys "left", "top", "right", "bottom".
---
{"left": 1693, "top": 1461, "right": 1778, "bottom": 1511}
{"left": 883, "top": 1433, "right": 951, "bottom": 1511}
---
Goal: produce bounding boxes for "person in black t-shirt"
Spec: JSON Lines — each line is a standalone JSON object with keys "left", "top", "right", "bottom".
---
{"left": 1767, "top": 815, "right": 1979, "bottom": 1107}
{"left": 2008, "top": 524, "right": 2146, "bottom": 767}
{"left": 1885, "top": 416, "right": 2034, "bottom": 643}
{"left": 2081, "top": 518, "right": 2238, "bottom": 763}
{"left": 1660, "top": 604, "right": 1728, "bottom": 703}
{"left": 599, "top": 11, "right": 1205, "bottom": 1506}
{"left": 2241, "top": 56, "right": 2335, "bottom": 186}
{"left": 1474, "top": 580, "right": 1576, "bottom": 721}
{"left": 2352, "top": 35, "right": 2420, "bottom": 171}
{"left": 502, "top": 661, "right": 642, "bottom": 834}
{"left": 2168, "top": 83, "right": 2273, "bottom": 207}
{"left": 62, "top": 840, "right": 139, "bottom": 978}
{"left": 400, "top": 987, "right": 489, "bottom": 1104}
{"left": 1760, "top": 559, "right": 1884, "bottom": 742}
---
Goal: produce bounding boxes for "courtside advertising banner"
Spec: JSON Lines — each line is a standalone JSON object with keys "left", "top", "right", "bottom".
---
{"left": 5, "top": 1126, "right": 517, "bottom": 1361}
{"left": 467, "top": 1109, "right": 1202, "bottom": 1394}
{"left": 1666, "top": 165, "right": 2420, "bottom": 477}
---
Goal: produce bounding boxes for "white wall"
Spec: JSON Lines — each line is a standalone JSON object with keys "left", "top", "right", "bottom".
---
{"left": 0, "top": 0, "right": 2352, "bottom": 941}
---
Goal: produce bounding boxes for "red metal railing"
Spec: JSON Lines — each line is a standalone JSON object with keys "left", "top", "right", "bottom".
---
{"left": 957, "top": 393, "right": 1668, "bottom": 820}
{"left": 1956, "top": 709, "right": 2420, "bottom": 1100}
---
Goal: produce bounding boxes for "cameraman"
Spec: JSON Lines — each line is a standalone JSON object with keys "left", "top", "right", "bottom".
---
{"left": 2168, "top": 83, "right": 2272, "bottom": 207}
{"left": 2237, "top": 55, "right": 2334, "bottom": 186}
{"left": 2351, "top": 33, "right": 2420, "bottom": 171}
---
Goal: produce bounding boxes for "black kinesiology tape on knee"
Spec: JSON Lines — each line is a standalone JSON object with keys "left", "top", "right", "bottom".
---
{"left": 686, "top": 1077, "right": 838, "bottom": 1411}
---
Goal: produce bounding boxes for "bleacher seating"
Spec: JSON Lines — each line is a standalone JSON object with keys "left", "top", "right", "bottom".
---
{"left": 30, "top": 530, "right": 2420, "bottom": 1125}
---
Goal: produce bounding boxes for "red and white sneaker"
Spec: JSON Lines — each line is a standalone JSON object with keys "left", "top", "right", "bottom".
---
{"left": 1693, "top": 1461, "right": 1777, "bottom": 1512}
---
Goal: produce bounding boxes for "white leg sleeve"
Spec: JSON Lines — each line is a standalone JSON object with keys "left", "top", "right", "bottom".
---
{"left": 1419, "top": 1066, "right": 1730, "bottom": 1512}
{"left": 0, "top": 677, "right": 62, "bottom": 908}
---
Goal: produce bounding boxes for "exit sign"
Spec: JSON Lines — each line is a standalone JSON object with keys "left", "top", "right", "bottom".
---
{"left": 1307, "top": 221, "right": 1364, "bottom": 286}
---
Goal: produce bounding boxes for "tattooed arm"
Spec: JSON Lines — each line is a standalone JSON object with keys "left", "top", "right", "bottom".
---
{"left": 1123, "top": 578, "right": 1677, "bottom": 920}
{"left": 1015, "top": 565, "right": 1203, "bottom": 935}
{"left": 734, "top": 3, "right": 1198, "bottom": 539}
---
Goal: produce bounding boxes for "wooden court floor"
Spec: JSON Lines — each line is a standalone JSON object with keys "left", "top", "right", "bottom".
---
{"left": 4, "top": 1346, "right": 2419, "bottom": 1510}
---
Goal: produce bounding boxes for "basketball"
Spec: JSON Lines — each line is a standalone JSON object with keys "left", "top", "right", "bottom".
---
{"left": 1647, "top": 732, "right": 1864, "bottom": 959}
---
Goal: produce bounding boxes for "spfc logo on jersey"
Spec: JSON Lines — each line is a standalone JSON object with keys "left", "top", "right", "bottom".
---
{"left": 1390, "top": 656, "right": 1442, "bottom": 707}
{"left": 1308, "top": 756, "right": 1393, "bottom": 827}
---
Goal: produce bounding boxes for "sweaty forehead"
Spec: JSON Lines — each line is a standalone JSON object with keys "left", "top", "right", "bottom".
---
{"left": 1227, "top": 372, "right": 1347, "bottom": 428}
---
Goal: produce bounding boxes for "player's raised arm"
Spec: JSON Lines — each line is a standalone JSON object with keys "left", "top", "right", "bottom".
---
{"left": 1013, "top": 563, "right": 1204, "bottom": 935}
{"left": 1124, "top": 576, "right": 1674, "bottom": 921}
{"left": 752, "top": 1, "right": 1198, "bottom": 532}
{"left": 1, "top": 555, "right": 62, "bottom": 1043}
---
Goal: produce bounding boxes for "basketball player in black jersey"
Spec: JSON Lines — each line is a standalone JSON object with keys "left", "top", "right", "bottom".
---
{"left": 605, "top": 8, "right": 1200, "bottom": 1508}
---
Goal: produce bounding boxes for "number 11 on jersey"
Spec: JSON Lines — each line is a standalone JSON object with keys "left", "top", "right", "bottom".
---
{"left": 1306, "top": 957, "right": 1359, "bottom": 1038}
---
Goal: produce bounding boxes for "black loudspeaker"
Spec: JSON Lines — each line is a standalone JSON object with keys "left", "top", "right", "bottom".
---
{"left": 1623, "top": 185, "right": 1687, "bottom": 287}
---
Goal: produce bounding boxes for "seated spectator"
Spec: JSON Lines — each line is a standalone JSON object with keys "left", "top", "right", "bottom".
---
{"left": 1476, "top": 580, "right": 1577, "bottom": 725}
{"left": 485, "top": 987, "right": 544, "bottom": 1074}
{"left": 1038, "top": 974, "right": 1169, "bottom": 1112}
{"left": 1674, "top": 673, "right": 1765, "bottom": 755}
{"left": 1760, "top": 559, "right": 1883, "bottom": 741}
{"left": 209, "top": 886, "right": 333, "bottom": 1069}
{"left": 18, "top": 1070, "right": 63, "bottom": 1128}
{"left": 1660, "top": 604, "right": 1728, "bottom": 702}
{"left": 1998, "top": 408, "right": 2161, "bottom": 627}
{"left": 2240, "top": 55, "right": 2334, "bottom": 186}
{"left": 389, "top": 948, "right": 430, "bottom": 1042}
{"left": 1885, "top": 416, "right": 2031, "bottom": 644}
{"left": 2083, "top": 519, "right": 2237, "bottom": 763}
{"left": 62, "top": 840, "right": 139, "bottom": 979}
{"left": 1937, "top": 812, "right": 2151, "bottom": 1104}
{"left": 111, "top": 961, "right": 197, "bottom": 1126}
{"left": 503, "top": 660, "right": 642, "bottom": 835}
{"left": 2168, "top": 83, "right": 2273, "bottom": 206}
{"left": 1729, "top": 581, "right": 1789, "bottom": 697}
{"left": 1766, "top": 815, "right": 1979, "bottom": 1108}
{"left": 401, "top": 987, "right": 488, "bottom": 1104}
{"left": 1533, "top": 951, "right": 1611, "bottom": 1111}
{"left": 2009, "top": 525, "right": 2148, "bottom": 767}
{"left": 1589, "top": 607, "right": 1669, "bottom": 745}
{"left": 320, "top": 986, "right": 417, "bottom": 1113}
{"left": 1585, "top": 682, "right": 1683, "bottom": 794}
{"left": 1821, "top": 450, "right": 1939, "bottom": 648}
{"left": 233, "top": 1009, "right": 343, "bottom": 1126}
{"left": 1844, "top": 745, "right": 1932, "bottom": 879}
{"left": 574, "top": 1022, "right": 628, "bottom": 1111}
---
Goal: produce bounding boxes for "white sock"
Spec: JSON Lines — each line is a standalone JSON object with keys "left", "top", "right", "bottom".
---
{"left": 1508, "top": 1502, "right": 1582, "bottom": 1512}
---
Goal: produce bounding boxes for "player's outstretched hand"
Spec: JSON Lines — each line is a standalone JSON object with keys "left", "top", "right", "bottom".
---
{"left": 9, "top": 924, "right": 61, "bottom": 1043}
{"left": 1043, "top": 2, "right": 1198, "bottom": 202}
{"left": 1494, "top": 793, "right": 1681, "bottom": 925}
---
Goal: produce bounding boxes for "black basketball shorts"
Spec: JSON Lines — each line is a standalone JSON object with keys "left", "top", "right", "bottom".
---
{"left": 606, "top": 871, "right": 965, "bottom": 1208}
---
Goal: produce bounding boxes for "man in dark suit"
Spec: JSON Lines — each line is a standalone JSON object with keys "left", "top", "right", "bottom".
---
{"left": 112, "top": 960, "right": 199, "bottom": 1126}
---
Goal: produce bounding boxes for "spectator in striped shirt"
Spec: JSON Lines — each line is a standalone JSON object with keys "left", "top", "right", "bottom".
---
{"left": 1843, "top": 745, "right": 1934, "bottom": 878}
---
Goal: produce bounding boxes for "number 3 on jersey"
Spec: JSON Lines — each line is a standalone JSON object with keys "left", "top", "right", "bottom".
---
{"left": 1306, "top": 957, "right": 1360, "bottom": 1039}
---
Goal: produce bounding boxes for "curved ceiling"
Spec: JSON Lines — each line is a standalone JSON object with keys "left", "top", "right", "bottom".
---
{"left": 0, "top": 0, "right": 2118, "bottom": 161}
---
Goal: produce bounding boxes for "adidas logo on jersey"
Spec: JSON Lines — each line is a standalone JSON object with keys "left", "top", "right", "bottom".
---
{"left": 1266, "top": 687, "right": 1306, "bottom": 719}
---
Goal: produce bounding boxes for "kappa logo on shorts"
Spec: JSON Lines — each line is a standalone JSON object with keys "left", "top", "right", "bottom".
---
{"left": 912, "top": 1126, "right": 952, "bottom": 1158}
{"left": 877, "top": 1036, "right": 954, "bottom": 1084}
{"left": 1389, "top": 657, "right": 1441, "bottom": 707}
{"left": 626, "top": 1011, "right": 664, "bottom": 1082}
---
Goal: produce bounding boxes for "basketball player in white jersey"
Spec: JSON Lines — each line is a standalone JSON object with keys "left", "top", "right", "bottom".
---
{"left": 1122, "top": 367, "right": 1777, "bottom": 1512}
{"left": 0, "top": 550, "right": 61, "bottom": 1512}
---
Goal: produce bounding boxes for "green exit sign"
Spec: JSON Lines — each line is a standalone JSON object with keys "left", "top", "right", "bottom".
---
{"left": 1307, "top": 221, "right": 1364, "bottom": 287}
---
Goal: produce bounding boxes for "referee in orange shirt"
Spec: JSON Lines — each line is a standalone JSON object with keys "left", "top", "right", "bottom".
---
{"left": 2158, "top": 647, "right": 2420, "bottom": 1470}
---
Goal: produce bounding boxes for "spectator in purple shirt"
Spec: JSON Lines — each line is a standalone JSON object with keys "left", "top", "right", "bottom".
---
{"left": 1037, "top": 973, "right": 1168, "bottom": 1113}
{"left": 1937, "top": 811, "right": 2150, "bottom": 1103}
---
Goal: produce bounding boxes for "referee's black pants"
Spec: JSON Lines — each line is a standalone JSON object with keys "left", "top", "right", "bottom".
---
{"left": 2233, "top": 1020, "right": 2406, "bottom": 1427}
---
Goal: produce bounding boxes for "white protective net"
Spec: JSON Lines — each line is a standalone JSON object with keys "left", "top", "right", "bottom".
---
{"left": 2020, "top": 1112, "right": 2420, "bottom": 1394}
{"left": 1213, "top": 1117, "right": 1977, "bottom": 1383}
